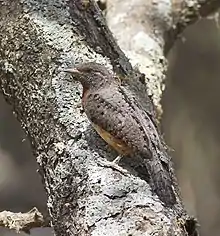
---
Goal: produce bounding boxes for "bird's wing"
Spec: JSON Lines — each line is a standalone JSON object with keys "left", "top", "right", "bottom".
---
{"left": 118, "top": 86, "right": 176, "bottom": 205}
{"left": 83, "top": 86, "right": 151, "bottom": 156}
{"left": 119, "top": 85, "right": 171, "bottom": 164}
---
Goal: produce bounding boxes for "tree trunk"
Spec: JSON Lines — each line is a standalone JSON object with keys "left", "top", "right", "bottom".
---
{"left": 0, "top": 0, "right": 219, "bottom": 235}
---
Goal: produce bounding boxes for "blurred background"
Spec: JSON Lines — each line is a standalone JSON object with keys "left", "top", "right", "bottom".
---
{"left": 0, "top": 15, "right": 220, "bottom": 236}
{"left": 163, "top": 16, "right": 220, "bottom": 236}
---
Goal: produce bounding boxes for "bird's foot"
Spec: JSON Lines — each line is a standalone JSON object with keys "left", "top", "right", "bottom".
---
{"left": 112, "top": 155, "right": 122, "bottom": 164}
{"left": 97, "top": 156, "right": 128, "bottom": 175}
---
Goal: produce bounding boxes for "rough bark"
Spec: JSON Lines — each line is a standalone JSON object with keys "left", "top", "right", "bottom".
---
{"left": 0, "top": 0, "right": 219, "bottom": 235}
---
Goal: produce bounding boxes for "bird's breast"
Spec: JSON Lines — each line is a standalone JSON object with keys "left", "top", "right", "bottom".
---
{"left": 92, "top": 122, "right": 132, "bottom": 156}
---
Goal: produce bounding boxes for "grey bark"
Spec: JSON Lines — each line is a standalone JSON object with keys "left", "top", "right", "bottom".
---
{"left": 0, "top": 0, "right": 219, "bottom": 235}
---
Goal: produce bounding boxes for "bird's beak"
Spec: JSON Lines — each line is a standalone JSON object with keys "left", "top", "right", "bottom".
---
{"left": 61, "top": 67, "right": 80, "bottom": 74}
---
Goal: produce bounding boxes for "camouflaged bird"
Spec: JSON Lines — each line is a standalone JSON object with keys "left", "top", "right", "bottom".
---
{"left": 63, "top": 62, "right": 176, "bottom": 206}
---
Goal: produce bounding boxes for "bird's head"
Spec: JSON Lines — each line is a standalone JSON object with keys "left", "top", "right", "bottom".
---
{"left": 62, "top": 62, "right": 113, "bottom": 90}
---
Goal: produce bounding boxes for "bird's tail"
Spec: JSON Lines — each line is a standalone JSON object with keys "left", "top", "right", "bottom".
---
{"left": 144, "top": 158, "right": 176, "bottom": 206}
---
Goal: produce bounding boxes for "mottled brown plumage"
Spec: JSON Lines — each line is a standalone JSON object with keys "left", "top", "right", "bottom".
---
{"left": 63, "top": 62, "right": 176, "bottom": 206}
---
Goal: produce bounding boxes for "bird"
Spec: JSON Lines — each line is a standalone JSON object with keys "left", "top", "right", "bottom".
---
{"left": 62, "top": 62, "right": 176, "bottom": 206}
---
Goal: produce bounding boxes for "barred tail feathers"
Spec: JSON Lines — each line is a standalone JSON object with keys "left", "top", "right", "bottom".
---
{"left": 144, "top": 158, "right": 176, "bottom": 206}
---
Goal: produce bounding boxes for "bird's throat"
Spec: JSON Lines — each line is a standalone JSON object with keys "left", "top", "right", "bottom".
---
{"left": 81, "top": 87, "right": 89, "bottom": 105}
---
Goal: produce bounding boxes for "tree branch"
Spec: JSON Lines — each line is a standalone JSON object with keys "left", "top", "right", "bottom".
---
{"left": 106, "top": 0, "right": 220, "bottom": 113}
{"left": 165, "top": 0, "right": 220, "bottom": 53}
{"left": 0, "top": 208, "right": 49, "bottom": 234}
